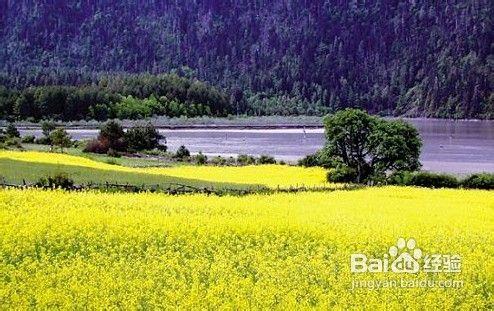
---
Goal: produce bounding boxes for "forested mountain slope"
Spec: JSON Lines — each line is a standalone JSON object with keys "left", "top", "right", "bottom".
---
{"left": 0, "top": 0, "right": 492, "bottom": 118}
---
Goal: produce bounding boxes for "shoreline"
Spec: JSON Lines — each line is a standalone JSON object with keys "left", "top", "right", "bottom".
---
{"left": 4, "top": 116, "right": 493, "bottom": 131}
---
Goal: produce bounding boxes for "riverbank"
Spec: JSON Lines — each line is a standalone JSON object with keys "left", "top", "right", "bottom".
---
{"left": 2, "top": 116, "right": 323, "bottom": 130}
{"left": 3, "top": 115, "right": 492, "bottom": 130}
{"left": 15, "top": 119, "right": 494, "bottom": 174}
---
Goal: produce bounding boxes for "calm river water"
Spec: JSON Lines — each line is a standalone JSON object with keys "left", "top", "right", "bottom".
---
{"left": 19, "top": 119, "right": 494, "bottom": 174}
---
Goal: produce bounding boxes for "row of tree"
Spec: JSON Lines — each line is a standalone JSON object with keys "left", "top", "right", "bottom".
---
{"left": 84, "top": 121, "right": 166, "bottom": 155}
{"left": 0, "top": 74, "right": 231, "bottom": 121}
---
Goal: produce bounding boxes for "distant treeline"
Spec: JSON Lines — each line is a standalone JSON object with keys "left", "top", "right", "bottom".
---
{"left": 0, "top": 1, "right": 493, "bottom": 119}
{"left": 0, "top": 74, "right": 231, "bottom": 121}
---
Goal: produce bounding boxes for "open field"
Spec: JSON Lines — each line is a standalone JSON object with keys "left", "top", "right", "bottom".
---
{"left": 21, "top": 144, "right": 177, "bottom": 168}
{"left": 0, "top": 187, "right": 493, "bottom": 309}
{"left": 0, "top": 151, "right": 329, "bottom": 189}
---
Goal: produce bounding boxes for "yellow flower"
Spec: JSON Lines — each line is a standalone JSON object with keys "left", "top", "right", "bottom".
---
{"left": 0, "top": 187, "right": 492, "bottom": 309}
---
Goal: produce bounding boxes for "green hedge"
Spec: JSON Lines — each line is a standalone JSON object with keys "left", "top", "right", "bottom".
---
{"left": 462, "top": 173, "right": 494, "bottom": 190}
{"left": 387, "top": 171, "right": 494, "bottom": 190}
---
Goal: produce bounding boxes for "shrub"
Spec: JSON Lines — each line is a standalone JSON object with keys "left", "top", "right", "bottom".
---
{"left": 327, "top": 166, "right": 358, "bottom": 183}
{"left": 34, "top": 136, "right": 51, "bottom": 145}
{"left": 194, "top": 152, "right": 208, "bottom": 165}
{"left": 41, "top": 121, "right": 56, "bottom": 137}
{"left": 50, "top": 128, "right": 72, "bottom": 152}
{"left": 3, "top": 137, "right": 22, "bottom": 149}
{"left": 462, "top": 173, "right": 494, "bottom": 190}
{"left": 210, "top": 156, "right": 227, "bottom": 166}
{"left": 5, "top": 123, "right": 20, "bottom": 138}
{"left": 36, "top": 173, "right": 74, "bottom": 190}
{"left": 174, "top": 145, "right": 190, "bottom": 159}
{"left": 72, "top": 139, "right": 89, "bottom": 149}
{"left": 124, "top": 123, "right": 166, "bottom": 152}
{"left": 226, "top": 156, "right": 237, "bottom": 166}
{"left": 83, "top": 138, "right": 109, "bottom": 154}
{"left": 99, "top": 120, "right": 126, "bottom": 151}
{"left": 298, "top": 153, "right": 319, "bottom": 167}
{"left": 257, "top": 155, "right": 276, "bottom": 164}
{"left": 21, "top": 135, "right": 35, "bottom": 144}
{"left": 237, "top": 154, "right": 256, "bottom": 165}
{"left": 387, "top": 171, "right": 414, "bottom": 185}
{"left": 409, "top": 172, "right": 459, "bottom": 188}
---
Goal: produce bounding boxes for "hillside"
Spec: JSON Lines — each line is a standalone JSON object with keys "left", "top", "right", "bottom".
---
{"left": 0, "top": 0, "right": 492, "bottom": 118}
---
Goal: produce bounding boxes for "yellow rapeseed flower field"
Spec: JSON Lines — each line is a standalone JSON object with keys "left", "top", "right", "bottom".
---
{"left": 0, "top": 187, "right": 493, "bottom": 309}
{"left": 0, "top": 150, "right": 329, "bottom": 188}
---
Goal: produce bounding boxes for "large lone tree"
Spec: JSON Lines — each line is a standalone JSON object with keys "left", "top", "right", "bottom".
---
{"left": 322, "top": 109, "right": 422, "bottom": 183}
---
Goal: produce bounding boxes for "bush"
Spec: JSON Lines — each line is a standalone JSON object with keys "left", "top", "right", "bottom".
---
{"left": 298, "top": 153, "right": 320, "bottom": 167}
{"left": 36, "top": 173, "right": 74, "bottom": 190}
{"left": 83, "top": 138, "right": 109, "bottom": 154}
{"left": 34, "top": 136, "right": 51, "bottom": 145}
{"left": 72, "top": 139, "right": 89, "bottom": 149}
{"left": 462, "top": 173, "right": 494, "bottom": 190}
{"left": 194, "top": 152, "right": 208, "bottom": 165}
{"left": 124, "top": 123, "right": 166, "bottom": 152}
{"left": 387, "top": 171, "right": 414, "bottom": 185}
{"left": 210, "top": 156, "right": 227, "bottom": 166}
{"left": 50, "top": 128, "right": 72, "bottom": 152}
{"left": 409, "top": 172, "right": 459, "bottom": 188}
{"left": 237, "top": 154, "right": 256, "bottom": 165}
{"left": 4, "top": 137, "right": 22, "bottom": 149}
{"left": 99, "top": 120, "right": 126, "bottom": 151}
{"left": 257, "top": 155, "right": 276, "bottom": 164}
{"left": 5, "top": 123, "right": 20, "bottom": 138}
{"left": 174, "top": 145, "right": 190, "bottom": 159}
{"left": 226, "top": 156, "right": 237, "bottom": 165}
{"left": 327, "top": 166, "right": 358, "bottom": 183}
{"left": 21, "top": 135, "right": 35, "bottom": 144}
{"left": 41, "top": 121, "right": 56, "bottom": 137}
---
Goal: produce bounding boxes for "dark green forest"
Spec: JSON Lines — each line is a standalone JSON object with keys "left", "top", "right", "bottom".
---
{"left": 0, "top": 0, "right": 492, "bottom": 120}
{"left": 0, "top": 74, "right": 230, "bottom": 121}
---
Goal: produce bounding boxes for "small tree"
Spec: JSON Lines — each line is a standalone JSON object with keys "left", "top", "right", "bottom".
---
{"left": 174, "top": 145, "right": 190, "bottom": 159}
{"left": 321, "top": 109, "right": 422, "bottom": 183}
{"left": 5, "top": 123, "right": 20, "bottom": 138}
{"left": 41, "top": 121, "right": 56, "bottom": 138}
{"left": 49, "top": 128, "right": 72, "bottom": 152}
{"left": 124, "top": 123, "right": 166, "bottom": 152}
{"left": 194, "top": 152, "right": 208, "bottom": 165}
{"left": 99, "top": 120, "right": 126, "bottom": 151}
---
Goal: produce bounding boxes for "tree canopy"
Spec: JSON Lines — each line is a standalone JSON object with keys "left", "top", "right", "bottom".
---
{"left": 322, "top": 109, "right": 422, "bottom": 183}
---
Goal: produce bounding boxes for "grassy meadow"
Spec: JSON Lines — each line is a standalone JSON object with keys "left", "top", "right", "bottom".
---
{"left": 0, "top": 150, "right": 330, "bottom": 190}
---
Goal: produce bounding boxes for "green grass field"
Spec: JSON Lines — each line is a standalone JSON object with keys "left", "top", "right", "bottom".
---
{"left": 23, "top": 144, "right": 176, "bottom": 168}
{"left": 0, "top": 159, "right": 261, "bottom": 190}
